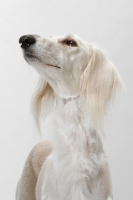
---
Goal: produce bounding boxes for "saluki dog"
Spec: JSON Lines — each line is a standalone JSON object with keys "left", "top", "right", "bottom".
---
{"left": 16, "top": 34, "right": 123, "bottom": 200}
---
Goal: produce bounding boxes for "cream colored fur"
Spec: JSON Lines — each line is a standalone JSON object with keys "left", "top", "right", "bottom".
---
{"left": 17, "top": 34, "right": 123, "bottom": 200}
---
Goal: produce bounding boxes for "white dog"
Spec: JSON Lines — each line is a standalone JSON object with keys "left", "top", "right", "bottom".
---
{"left": 16, "top": 34, "right": 123, "bottom": 200}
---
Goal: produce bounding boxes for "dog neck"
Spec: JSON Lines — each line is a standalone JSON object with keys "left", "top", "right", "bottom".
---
{"left": 53, "top": 96, "right": 103, "bottom": 154}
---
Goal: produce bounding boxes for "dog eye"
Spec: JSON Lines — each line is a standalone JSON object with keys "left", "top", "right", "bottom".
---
{"left": 66, "top": 40, "right": 77, "bottom": 47}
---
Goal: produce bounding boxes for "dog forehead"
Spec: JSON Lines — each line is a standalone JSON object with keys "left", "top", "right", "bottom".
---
{"left": 50, "top": 34, "right": 82, "bottom": 42}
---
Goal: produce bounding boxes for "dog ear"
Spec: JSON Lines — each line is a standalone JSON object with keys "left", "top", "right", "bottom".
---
{"left": 80, "top": 45, "right": 123, "bottom": 129}
{"left": 31, "top": 77, "right": 55, "bottom": 130}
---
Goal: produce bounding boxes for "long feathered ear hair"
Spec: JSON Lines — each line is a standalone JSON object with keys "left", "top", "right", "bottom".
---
{"left": 31, "top": 77, "right": 55, "bottom": 130}
{"left": 80, "top": 45, "right": 123, "bottom": 130}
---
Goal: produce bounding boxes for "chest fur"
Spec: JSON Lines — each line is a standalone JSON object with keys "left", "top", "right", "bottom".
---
{"left": 41, "top": 99, "right": 106, "bottom": 200}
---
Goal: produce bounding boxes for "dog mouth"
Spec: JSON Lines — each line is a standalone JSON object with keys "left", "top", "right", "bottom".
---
{"left": 25, "top": 53, "right": 61, "bottom": 69}
{"left": 46, "top": 63, "right": 61, "bottom": 69}
{"left": 25, "top": 52, "right": 38, "bottom": 59}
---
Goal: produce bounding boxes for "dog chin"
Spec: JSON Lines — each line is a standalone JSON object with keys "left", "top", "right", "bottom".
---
{"left": 24, "top": 53, "right": 41, "bottom": 63}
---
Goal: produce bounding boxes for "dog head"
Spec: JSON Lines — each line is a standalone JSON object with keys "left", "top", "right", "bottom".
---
{"left": 19, "top": 34, "right": 123, "bottom": 129}
{"left": 19, "top": 34, "right": 90, "bottom": 98}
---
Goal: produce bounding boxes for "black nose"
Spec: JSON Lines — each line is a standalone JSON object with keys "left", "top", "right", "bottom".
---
{"left": 19, "top": 35, "right": 36, "bottom": 49}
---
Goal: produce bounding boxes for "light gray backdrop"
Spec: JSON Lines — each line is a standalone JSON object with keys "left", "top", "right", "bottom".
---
{"left": 0, "top": 0, "right": 133, "bottom": 199}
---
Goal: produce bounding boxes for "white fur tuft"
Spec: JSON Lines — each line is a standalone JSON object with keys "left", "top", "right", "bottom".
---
{"left": 31, "top": 77, "right": 55, "bottom": 130}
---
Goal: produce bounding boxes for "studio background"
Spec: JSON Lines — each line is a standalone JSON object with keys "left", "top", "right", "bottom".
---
{"left": 0, "top": 0, "right": 133, "bottom": 199}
